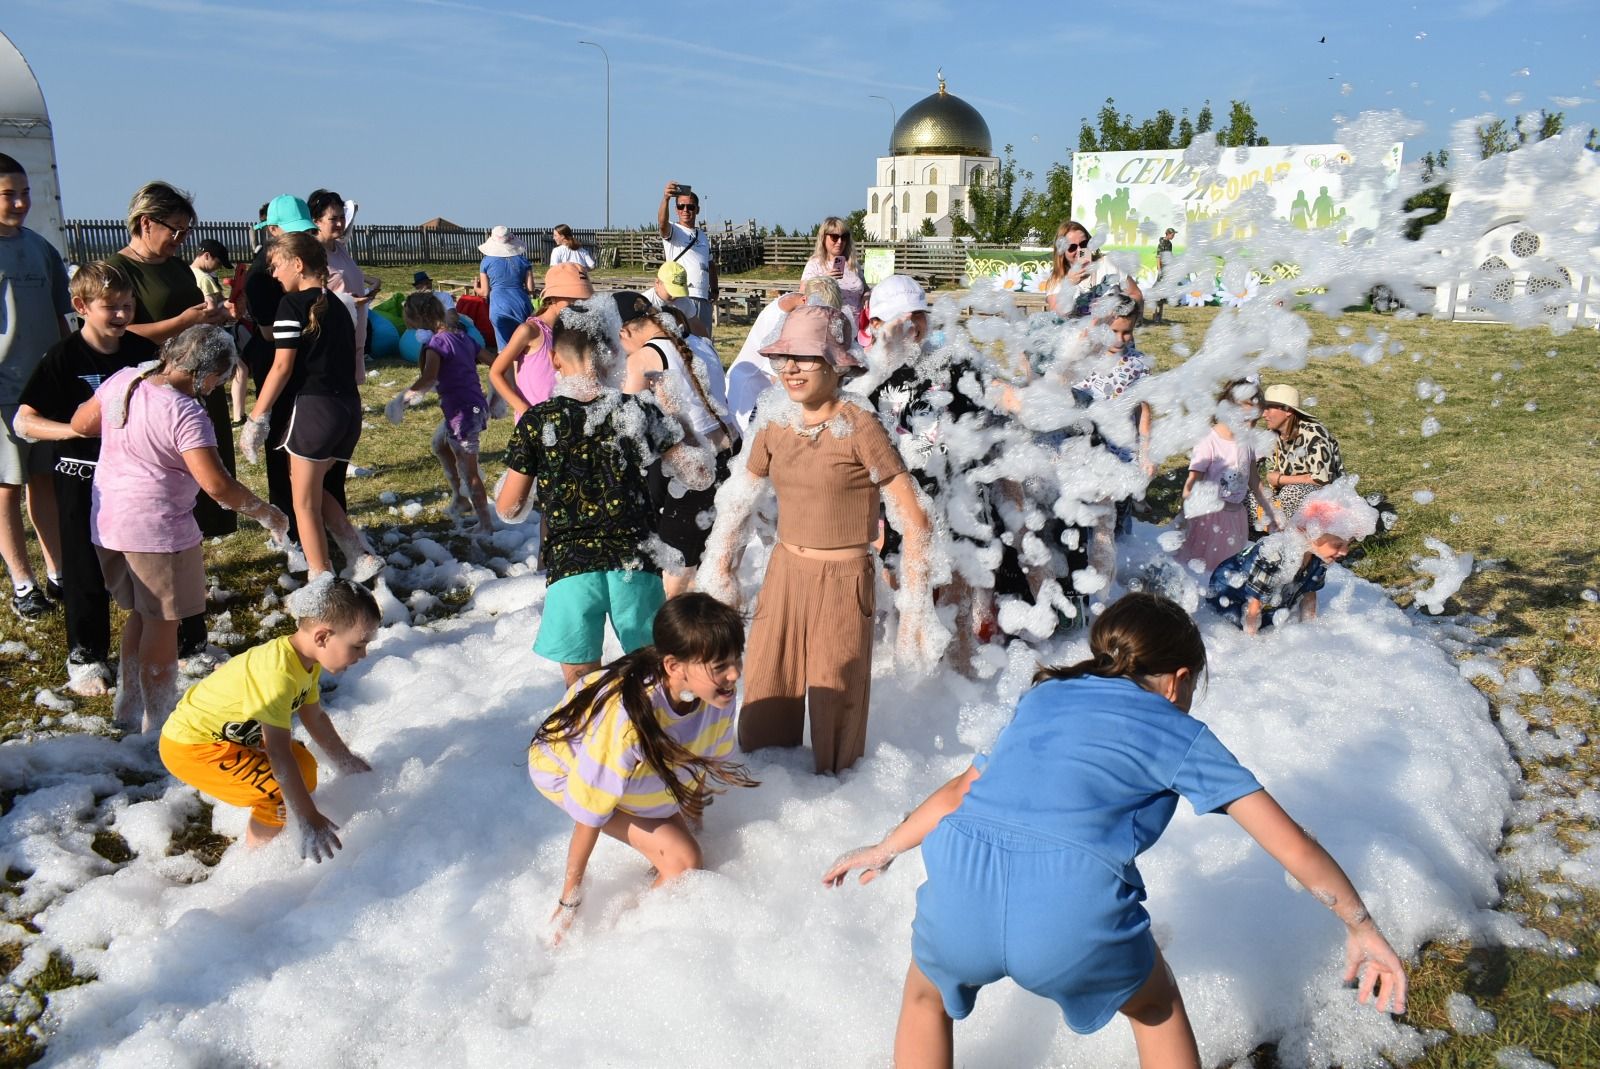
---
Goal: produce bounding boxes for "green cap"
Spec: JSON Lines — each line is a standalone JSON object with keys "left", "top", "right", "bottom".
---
{"left": 255, "top": 194, "right": 316, "bottom": 232}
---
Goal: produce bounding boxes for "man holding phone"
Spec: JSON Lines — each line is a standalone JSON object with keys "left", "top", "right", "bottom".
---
{"left": 657, "top": 181, "right": 716, "bottom": 335}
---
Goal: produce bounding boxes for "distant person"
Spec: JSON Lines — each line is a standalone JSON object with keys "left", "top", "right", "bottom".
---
{"left": 160, "top": 577, "right": 377, "bottom": 861}
{"left": 1255, "top": 384, "right": 1343, "bottom": 526}
{"left": 1176, "top": 379, "right": 1280, "bottom": 576}
{"left": 1054, "top": 219, "right": 1143, "bottom": 318}
{"left": 487, "top": 262, "right": 594, "bottom": 420}
{"left": 410, "top": 270, "right": 454, "bottom": 310}
{"left": 528, "top": 593, "right": 756, "bottom": 942}
{"left": 389, "top": 292, "right": 496, "bottom": 530}
{"left": 309, "top": 189, "right": 381, "bottom": 381}
{"left": 0, "top": 151, "right": 71, "bottom": 619}
{"left": 14, "top": 262, "right": 157, "bottom": 694}
{"left": 801, "top": 217, "right": 864, "bottom": 326}
{"left": 822, "top": 591, "right": 1407, "bottom": 1068}
{"left": 190, "top": 238, "right": 250, "bottom": 424}
{"left": 475, "top": 225, "right": 534, "bottom": 350}
{"left": 71, "top": 326, "right": 288, "bottom": 732}
{"left": 1152, "top": 226, "right": 1176, "bottom": 323}
{"left": 651, "top": 261, "right": 708, "bottom": 338}
{"left": 657, "top": 181, "right": 716, "bottom": 335}
{"left": 548, "top": 224, "right": 596, "bottom": 270}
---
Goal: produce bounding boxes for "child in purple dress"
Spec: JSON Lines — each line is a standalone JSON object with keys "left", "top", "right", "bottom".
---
{"left": 391, "top": 293, "right": 495, "bottom": 529}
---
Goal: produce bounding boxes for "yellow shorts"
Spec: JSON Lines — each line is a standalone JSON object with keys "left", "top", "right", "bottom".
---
{"left": 159, "top": 735, "right": 319, "bottom": 828}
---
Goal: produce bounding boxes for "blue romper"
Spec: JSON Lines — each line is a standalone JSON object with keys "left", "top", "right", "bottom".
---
{"left": 911, "top": 675, "right": 1262, "bottom": 1032}
{"left": 479, "top": 254, "right": 532, "bottom": 349}
{"left": 1205, "top": 536, "right": 1327, "bottom": 630}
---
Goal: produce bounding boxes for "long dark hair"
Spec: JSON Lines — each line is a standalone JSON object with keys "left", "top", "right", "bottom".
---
{"left": 1034, "top": 592, "right": 1206, "bottom": 689}
{"left": 533, "top": 594, "right": 757, "bottom": 821}
{"left": 270, "top": 231, "right": 331, "bottom": 337}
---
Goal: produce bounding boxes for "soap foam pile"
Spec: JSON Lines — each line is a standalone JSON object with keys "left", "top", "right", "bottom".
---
{"left": 1, "top": 530, "right": 1528, "bottom": 1069}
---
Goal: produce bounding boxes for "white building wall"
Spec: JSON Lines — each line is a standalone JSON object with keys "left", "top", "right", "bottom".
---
{"left": 866, "top": 152, "right": 999, "bottom": 239}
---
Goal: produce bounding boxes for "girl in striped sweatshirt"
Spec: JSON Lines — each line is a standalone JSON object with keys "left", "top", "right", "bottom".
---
{"left": 528, "top": 593, "right": 757, "bottom": 938}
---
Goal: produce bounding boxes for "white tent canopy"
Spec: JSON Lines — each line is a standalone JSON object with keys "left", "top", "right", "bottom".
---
{"left": 1, "top": 30, "right": 67, "bottom": 256}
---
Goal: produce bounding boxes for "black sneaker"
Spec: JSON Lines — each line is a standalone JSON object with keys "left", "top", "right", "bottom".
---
{"left": 11, "top": 587, "right": 52, "bottom": 619}
{"left": 46, "top": 577, "right": 64, "bottom": 601}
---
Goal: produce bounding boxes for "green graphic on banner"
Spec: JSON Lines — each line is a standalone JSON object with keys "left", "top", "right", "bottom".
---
{"left": 861, "top": 248, "right": 896, "bottom": 286}
{"left": 963, "top": 248, "right": 1055, "bottom": 294}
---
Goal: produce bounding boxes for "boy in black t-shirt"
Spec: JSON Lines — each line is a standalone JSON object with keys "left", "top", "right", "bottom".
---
{"left": 14, "top": 261, "right": 156, "bottom": 694}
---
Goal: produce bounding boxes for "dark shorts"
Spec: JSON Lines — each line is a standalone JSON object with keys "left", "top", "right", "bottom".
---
{"left": 650, "top": 447, "right": 732, "bottom": 569}
{"left": 282, "top": 393, "right": 362, "bottom": 463}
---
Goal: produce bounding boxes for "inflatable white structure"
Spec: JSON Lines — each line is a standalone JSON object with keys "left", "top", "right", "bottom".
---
{"left": 1432, "top": 136, "right": 1600, "bottom": 324}
{"left": 0, "top": 30, "right": 66, "bottom": 256}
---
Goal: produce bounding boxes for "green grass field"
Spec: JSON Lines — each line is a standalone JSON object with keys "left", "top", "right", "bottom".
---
{"left": 1, "top": 289, "right": 1595, "bottom": 1067}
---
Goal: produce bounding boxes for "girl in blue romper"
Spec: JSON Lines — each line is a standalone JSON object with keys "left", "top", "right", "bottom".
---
{"left": 823, "top": 592, "right": 1408, "bottom": 1068}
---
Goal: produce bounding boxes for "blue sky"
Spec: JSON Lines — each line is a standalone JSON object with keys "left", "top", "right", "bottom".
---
{"left": 5, "top": 0, "right": 1596, "bottom": 230}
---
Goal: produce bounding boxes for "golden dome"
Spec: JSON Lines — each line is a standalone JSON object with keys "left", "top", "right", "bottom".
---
{"left": 889, "top": 77, "right": 992, "bottom": 157}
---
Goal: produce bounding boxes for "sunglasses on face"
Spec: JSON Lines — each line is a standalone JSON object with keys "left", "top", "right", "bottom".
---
{"left": 767, "top": 355, "right": 825, "bottom": 372}
{"left": 676, "top": 202, "right": 697, "bottom": 212}
{"left": 825, "top": 232, "right": 846, "bottom": 240}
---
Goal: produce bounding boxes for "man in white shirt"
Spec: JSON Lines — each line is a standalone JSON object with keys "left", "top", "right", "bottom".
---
{"left": 656, "top": 181, "right": 716, "bottom": 335}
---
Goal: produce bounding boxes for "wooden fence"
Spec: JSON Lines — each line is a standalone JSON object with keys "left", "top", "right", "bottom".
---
{"left": 63, "top": 218, "right": 1023, "bottom": 287}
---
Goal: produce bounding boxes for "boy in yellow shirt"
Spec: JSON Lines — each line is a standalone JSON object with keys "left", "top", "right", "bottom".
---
{"left": 160, "top": 578, "right": 379, "bottom": 862}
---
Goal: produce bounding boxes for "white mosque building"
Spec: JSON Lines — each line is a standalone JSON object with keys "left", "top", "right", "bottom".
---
{"left": 865, "top": 75, "right": 999, "bottom": 240}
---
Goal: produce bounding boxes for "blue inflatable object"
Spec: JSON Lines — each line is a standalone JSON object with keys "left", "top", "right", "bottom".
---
{"left": 366, "top": 311, "right": 400, "bottom": 358}
{"left": 397, "top": 321, "right": 486, "bottom": 365}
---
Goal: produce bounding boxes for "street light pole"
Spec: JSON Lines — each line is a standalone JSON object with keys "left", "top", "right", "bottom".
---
{"left": 578, "top": 40, "right": 611, "bottom": 229}
{"left": 869, "top": 94, "right": 897, "bottom": 240}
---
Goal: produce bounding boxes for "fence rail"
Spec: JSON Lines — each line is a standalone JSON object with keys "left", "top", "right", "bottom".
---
{"left": 63, "top": 219, "right": 1033, "bottom": 288}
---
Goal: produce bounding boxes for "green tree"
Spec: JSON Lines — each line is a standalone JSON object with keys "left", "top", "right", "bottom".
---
{"left": 951, "top": 144, "right": 1036, "bottom": 243}
{"left": 918, "top": 217, "right": 937, "bottom": 237}
{"left": 1403, "top": 149, "right": 1451, "bottom": 240}
{"left": 845, "top": 208, "right": 868, "bottom": 242}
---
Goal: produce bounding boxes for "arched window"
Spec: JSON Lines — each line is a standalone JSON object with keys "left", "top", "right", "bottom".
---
{"left": 902, "top": 192, "right": 911, "bottom": 214}
{"left": 927, "top": 166, "right": 940, "bottom": 185}
{"left": 925, "top": 191, "right": 938, "bottom": 214}
{"left": 969, "top": 166, "right": 985, "bottom": 187}
{"left": 871, "top": 193, "right": 879, "bottom": 213}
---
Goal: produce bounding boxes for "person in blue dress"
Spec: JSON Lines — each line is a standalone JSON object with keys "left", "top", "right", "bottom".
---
{"left": 822, "top": 592, "right": 1408, "bottom": 1068}
{"left": 475, "top": 225, "right": 533, "bottom": 349}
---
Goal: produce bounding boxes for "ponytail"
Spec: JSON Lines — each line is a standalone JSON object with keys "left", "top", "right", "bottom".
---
{"left": 533, "top": 593, "right": 755, "bottom": 822}
{"left": 116, "top": 364, "right": 163, "bottom": 429}
{"left": 1034, "top": 592, "right": 1206, "bottom": 689}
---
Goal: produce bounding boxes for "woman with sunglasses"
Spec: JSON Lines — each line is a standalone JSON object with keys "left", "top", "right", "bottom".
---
{"left": 107, "top": 182, "right": 238, "bottom": 672}
{"left": 701, "top": 306, "right": 939, "bottom": 775}
{"left": 801, "top": 217, "right": 864, "bottom": 327}
{"left": 1046, "top": 220, "right": 1143, "bottom": 318}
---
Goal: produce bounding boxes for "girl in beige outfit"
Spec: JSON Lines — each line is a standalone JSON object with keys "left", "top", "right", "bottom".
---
{"left": 701, "top": 306, "right": 939, "bottom": 774}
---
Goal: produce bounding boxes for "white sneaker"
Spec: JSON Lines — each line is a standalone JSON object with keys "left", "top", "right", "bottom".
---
{"left": 344, "top": 554, "right": 386, "bottom": 583}
{"left": 65, "top": 658, "right": 113, "bottom": 697}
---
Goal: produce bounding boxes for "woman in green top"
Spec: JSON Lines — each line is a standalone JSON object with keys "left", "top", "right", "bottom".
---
{"left": 106, "top": 181, "right": 236, "bottom": 666}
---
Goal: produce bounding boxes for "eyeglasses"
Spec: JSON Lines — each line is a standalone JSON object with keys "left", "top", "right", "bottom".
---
{"left": 767, "top": 355, "right": 825, "bottom": 372}
{"left": 825, "top": 232, "right": 846, "bottom": 240}
{"left": 676, "top": 202, "right": 697, "bottom": 212}
{"left": 150, "top": 218, "right": 192, "bottom": 241}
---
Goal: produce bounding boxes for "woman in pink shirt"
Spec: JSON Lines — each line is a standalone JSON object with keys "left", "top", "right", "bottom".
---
{"left": 486, "top": 263, "right": 594, "bottom": 419}
{"left": 72, "top": 326, "right": 288, "bottom": 733}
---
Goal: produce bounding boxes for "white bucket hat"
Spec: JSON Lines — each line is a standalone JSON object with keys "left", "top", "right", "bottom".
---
{"left": 478, "top": 225, "right": 525, "bottom": 257}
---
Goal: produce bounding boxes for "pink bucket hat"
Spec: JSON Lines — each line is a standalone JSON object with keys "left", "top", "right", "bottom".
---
{"left": 759, "top": 305, "right": 862, "bottom": 370}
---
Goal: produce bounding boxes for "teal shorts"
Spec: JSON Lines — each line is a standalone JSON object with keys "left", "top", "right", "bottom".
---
{"left": 534, "top": 569, "right": 665, "bottom": 664}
